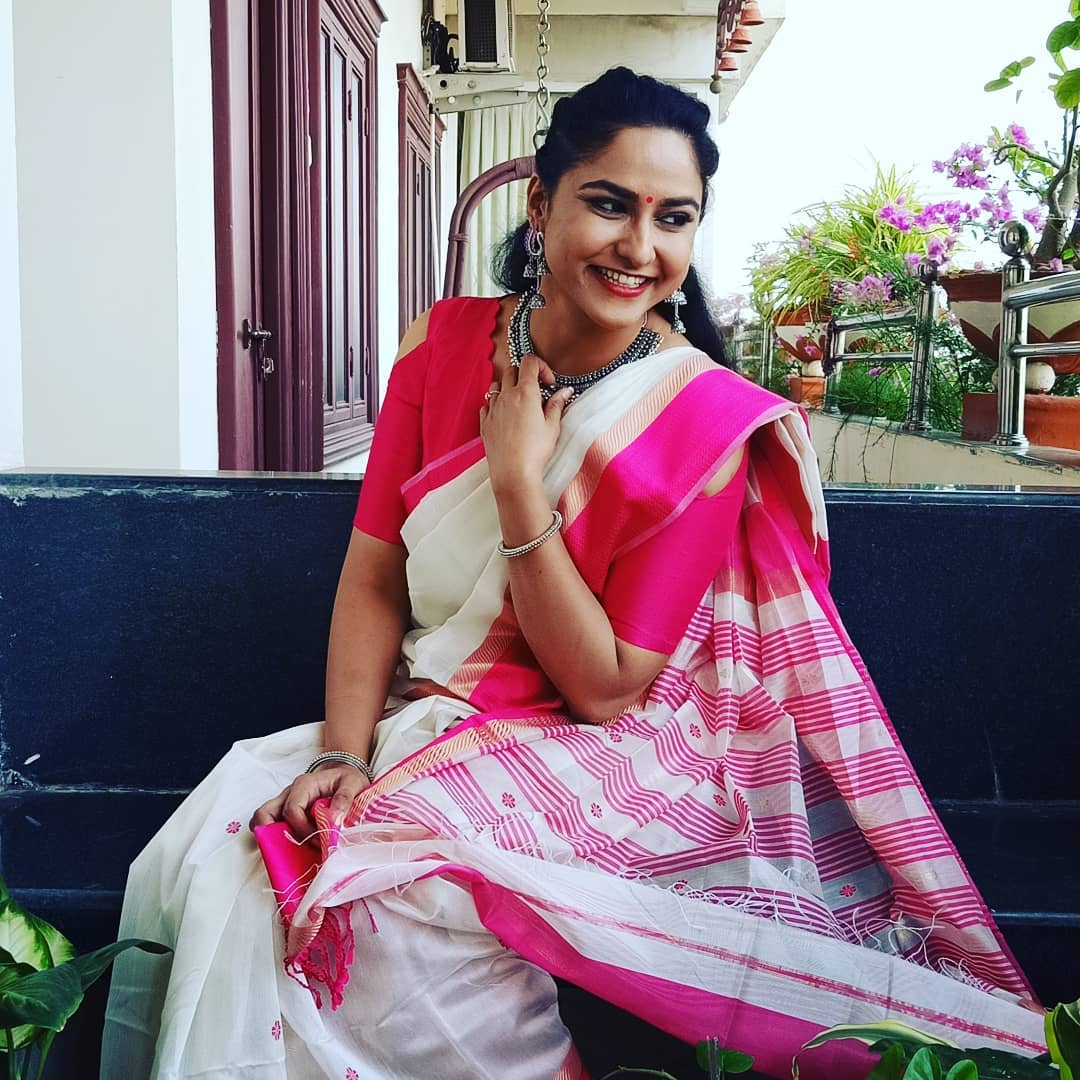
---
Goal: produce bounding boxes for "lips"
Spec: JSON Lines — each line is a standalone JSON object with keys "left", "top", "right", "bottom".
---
{"left": 591, "top": 266, "right": 652, "bottom": 296}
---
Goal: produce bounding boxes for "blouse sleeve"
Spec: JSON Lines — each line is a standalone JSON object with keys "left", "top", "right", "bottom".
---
{"left": 352, "top": 342, "right": 429, "bottom": 546}
{"left": 601, "top": 450, "right": 749, "bottom": 654}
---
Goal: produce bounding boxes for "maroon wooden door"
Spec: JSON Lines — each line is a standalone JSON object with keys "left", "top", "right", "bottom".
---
{"left": 211, "top": 0, "right": 324, "bottom": 472}
{"left": 212, "top": 0, "right": 384, "bottom": 472}
{"left": 211, "top": 0, "right": 268, "bottom": 470}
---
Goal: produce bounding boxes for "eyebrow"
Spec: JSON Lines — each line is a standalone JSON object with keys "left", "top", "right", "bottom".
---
{"left": 578, "top": 179, "right": 700, "bottom": 213}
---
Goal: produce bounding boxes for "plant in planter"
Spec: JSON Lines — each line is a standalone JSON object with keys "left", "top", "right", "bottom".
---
{"left": 601, "top": 1038, "right": 757, "bottom": 1080}
{"left": 933, "top": 0, "right": 1080, "bottom": 403}
{"left": 796, "top": 1001, "right": 1080, "bottom": 1080}
{"left": 0, "top": 875, "right": 168, "bottom": 1078}
{"left": 748, "top": 168, "right": 969, "bottom": 407}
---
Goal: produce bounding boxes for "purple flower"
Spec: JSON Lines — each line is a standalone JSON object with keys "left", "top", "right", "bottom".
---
{"left": 1049, "top": 258, "right": 1065, "bottom": 272}
{"left": 1023, "top": 205, "right": 1046, "bottom": 230}
{"left": 905, "top": 253, "right": 922, "bottom": 271}
{"left": 878, "top": 203, "right": 914, "bottom": 231}
{"left": 1007, "top": 123, "right": 1034, "bottom": 151}
{"left": 868, "top": 366, "right": 883, "bottom": 377}
{"left": 927, "top": 237, "right": 948, "bottom": 262}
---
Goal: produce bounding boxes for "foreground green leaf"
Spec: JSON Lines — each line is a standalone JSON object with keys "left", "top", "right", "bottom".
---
{"left": 0, "top": 963, "right": 82, "bottom": 1032}
{"left": 866, "top": 1043, "right": 907, "bottom": 1080}
{"left": 944, "top": 1060, "right": 979, "bottom": 1080}
{"left": 1054, "top": 67, "right": 1080, "bottom": 107}
{"left": 1046, "top": 1000, "right": 1080, "bottom": 1080}
{"left": 0, "top": 894, "right": 75, "bottom": 973}
{"left": 69, "top": 939, "right": 171, "bottom": 994}
{"left": 802, "top": 1021, "right": 957, "bottom": 1054}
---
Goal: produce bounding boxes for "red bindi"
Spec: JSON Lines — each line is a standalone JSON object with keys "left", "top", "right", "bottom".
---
{"left": 645, "top": 196, "right": 654, "bottom": 204}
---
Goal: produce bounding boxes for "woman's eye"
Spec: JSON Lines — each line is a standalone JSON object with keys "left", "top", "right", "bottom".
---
{"left": 588, "top": 197, "right": 625, "bottom": 215}
{"left": 659, "top": 212, "right": 693, "bottom": 228}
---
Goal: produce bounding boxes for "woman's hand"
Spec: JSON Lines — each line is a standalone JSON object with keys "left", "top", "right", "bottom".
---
{"left": 481, "top": 353, "right": 571, "bottom": 495}
{"left": 250, "top": 765, "right": 371, "bottom": 847}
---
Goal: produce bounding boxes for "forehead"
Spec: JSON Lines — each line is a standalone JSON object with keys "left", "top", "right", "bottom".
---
{"left": 560, "top": 126, "right": 703, "bottom": 199}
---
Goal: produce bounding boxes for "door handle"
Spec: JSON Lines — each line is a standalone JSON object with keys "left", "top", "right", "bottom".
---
{"left": 241, "top": 318, "right": 275, "bottom": 381}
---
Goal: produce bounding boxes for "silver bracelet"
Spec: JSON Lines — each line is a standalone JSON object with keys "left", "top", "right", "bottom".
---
{"left": 497, "top": 510, "right": 563, "bottom": 558}
{"left": 306, "top": 750, "right": 375, "bottom": 784}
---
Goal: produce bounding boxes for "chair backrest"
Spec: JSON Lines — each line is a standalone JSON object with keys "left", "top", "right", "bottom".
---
{"left": 443, "top": 155, "right": 535, "bottom": 299}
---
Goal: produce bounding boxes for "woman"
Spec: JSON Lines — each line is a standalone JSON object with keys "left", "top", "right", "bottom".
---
{"left": 103, "top": 68, "right": 1043, "bottom": 1080}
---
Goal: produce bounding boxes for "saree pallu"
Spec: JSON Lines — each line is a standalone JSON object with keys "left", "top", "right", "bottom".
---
{"left": 102, "top": 343, "right": 1043, "bottom": 1080}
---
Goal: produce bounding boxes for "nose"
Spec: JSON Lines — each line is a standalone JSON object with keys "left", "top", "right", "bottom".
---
{"left": 614, "top": 214, "right": 654, "bottom": 269}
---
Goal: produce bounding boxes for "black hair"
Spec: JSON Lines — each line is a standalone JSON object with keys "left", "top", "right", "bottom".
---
{"left": 492, "top": 66, "right": 728, "bottom": 367}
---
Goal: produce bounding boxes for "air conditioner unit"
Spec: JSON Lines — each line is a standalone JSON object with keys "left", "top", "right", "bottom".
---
{"left": 459, "top": 0, "right": 515, "bottom": 72}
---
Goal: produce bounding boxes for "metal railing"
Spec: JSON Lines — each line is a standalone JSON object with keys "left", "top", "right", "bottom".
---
{"left": 992, "top": 221, "right": 1080, "bottom": 449}
{"left": 729, "top": 319, "right": 773, "bottom": 386}
{"left": 821, "top": 261, "right": 939, "bottom": 433}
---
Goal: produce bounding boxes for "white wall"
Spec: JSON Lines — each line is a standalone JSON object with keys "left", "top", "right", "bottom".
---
{"left": 375, "top": 0, "right": 425, "bottom": 404}
{"left": 0, "top": 0, "right": 22, "bottom": 468}
{"left": 13, "top": 0, "right": 217, "bottom": 470}
{"left": 172, "top": 0, "right": 218, "bottom": 469}
{"left": 811, "top": 412, "right": 1080, "bottom": 487}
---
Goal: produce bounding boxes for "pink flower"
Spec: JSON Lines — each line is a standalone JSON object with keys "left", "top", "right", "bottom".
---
{"left": 271, "top": 1020, "right": 282, "bottom": 1041}
{"left": 926, "top": 237, "right": 948, "bottom": 263}
{"left": 1023, "top": 206, "right": 1047, "bottom": 230}
{"left": 712, "top": 792, "right": 727, "bottom": 808}
{"left": 346, "top": 1070, "right": 359, "bottom": 1080}
{"left": 1049, "top": 258, "right": 1065, "bottom": 272}
{"left": 606, "top": 729, "right": 624, "bottom": 743}
{"left": 225, "top": 821, "right": 241, "bottom": 835}
{"left": 688, "top": 723, "right": 702, "bottom": 739}
{"left": 868, "top": 366, "right": 883, "bottom": 377}
{"left": 501, "top": 792, "right": 516, "bottom": 809}
{"left": 839, "top": 883, "right": 857, "bottom": 898}
{"left": 1007, "top": 122, "right": 1034, "bottom": 151}
{"left": 590, "top": 802, "right": 603, "bottom": 819}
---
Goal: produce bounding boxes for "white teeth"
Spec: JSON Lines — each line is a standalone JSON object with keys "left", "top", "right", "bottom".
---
{"left": 596, "top": 267, "right": 648, "bottom": 288}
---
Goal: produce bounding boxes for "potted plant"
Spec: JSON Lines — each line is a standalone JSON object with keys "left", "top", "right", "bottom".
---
{"left": 748, "top": 167, "right": 963, "bottom": 406}
{"left": 933, "top": 0, "right": 1080, "bottom": 447}
{"left": 0, "top": 875, "right": 167, "bottom": 1077}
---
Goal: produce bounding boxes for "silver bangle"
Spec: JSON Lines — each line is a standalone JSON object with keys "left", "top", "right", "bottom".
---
{"left": 497, "top": 510, "right": 563, "bottom": 558}
{"left": 306, "top": 750, "right": 375, "bottom": 783}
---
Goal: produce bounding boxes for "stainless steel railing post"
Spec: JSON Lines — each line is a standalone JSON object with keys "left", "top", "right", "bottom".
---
{"left": 901, "top": 261, "right": 939, "bottom": 433}
{"left": 991, "top": 222, "right": 1032, "bottom": 449}
{"left": 760, "top": 319, "right": 773, "bottom": 390}
{"left": 823, "top": 328, "right": 843, "bottom": 415}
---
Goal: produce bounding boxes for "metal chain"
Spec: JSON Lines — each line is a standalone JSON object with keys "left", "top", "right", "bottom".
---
{"left": 534, "top": 0, "right": 551, "bottom": 150}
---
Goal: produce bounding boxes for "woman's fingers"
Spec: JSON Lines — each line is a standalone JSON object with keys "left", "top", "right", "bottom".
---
{"left": 517, "top": 353, "right": 542, "bottom": 386}
{"left": 250, "top": 787, "right": 290, "bottom": 831}
{"left": 544, "top": 387, "right": 573, "bottom": 425}
{"left": 536, "top": 358, "right": 558, "bottom": 387}
{"left": 328, "top": 770, "right": 371, "bottom": 828}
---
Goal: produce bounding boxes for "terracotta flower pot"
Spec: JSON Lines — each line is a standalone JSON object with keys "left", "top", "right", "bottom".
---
{"left": 786, "top": 374, "right": 825, "bottom": 408}
{"left": 942, "top": 269, "right": 1080, "bottom": 375}
{"left": 961, "top": 391, "right": 1080, "bottom": 451}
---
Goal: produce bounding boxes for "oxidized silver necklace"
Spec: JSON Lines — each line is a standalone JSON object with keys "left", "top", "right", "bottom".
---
{"left": 507, "top": 293, "right": 664, "bottom": 403}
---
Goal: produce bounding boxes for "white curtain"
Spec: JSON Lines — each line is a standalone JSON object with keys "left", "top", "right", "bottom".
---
{"left": 458, "top": 97, "right": 550, "bottom": 297}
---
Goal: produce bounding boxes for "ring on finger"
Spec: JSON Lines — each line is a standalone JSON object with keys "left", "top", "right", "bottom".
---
{"left": 485, "top": 389, "right": 501, "bottom": 402}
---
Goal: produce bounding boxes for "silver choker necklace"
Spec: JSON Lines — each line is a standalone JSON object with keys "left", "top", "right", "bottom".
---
{"left": 507, "top": 293, "right": 664, "bottom": 403}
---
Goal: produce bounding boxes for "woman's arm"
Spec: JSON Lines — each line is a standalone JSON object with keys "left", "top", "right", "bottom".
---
{"left": 250, "top": 532, "right": 408, "bottom": 838}
{"left": 482, "top": 354, "right": 744, "bottom": 725}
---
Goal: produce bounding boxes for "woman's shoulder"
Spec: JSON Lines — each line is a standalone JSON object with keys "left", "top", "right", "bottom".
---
{"left": 396, "top": 296, "right": 503, "bottom": 364}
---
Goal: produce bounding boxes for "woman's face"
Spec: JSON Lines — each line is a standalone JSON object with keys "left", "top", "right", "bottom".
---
{"left": 529, "top": 126, "right": 704, "bottom": 332}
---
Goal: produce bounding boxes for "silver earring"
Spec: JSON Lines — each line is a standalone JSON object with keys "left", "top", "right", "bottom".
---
{"left": 668, "top": 288, "right": 687, "bottom": 334}
{"left": 525, "top": 227, "right": 549, "bottom": 309}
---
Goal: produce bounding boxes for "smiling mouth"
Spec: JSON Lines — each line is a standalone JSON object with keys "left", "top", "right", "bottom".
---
{"left": 593, "top": 267, "right": 651, "bottom": 289}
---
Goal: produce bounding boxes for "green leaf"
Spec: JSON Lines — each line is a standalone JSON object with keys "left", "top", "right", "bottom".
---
{"left": 1054, "top": 67, "right": 1080, "bottom": 107}
{"left": 944, "top": 1061, "right": 978, "bottom": 1080}
{"left": 1047, "top": 21, "right": 1080, "bottom": 52}
{"left": 0, "top": 963, "right": 82, "bottom": 1032}
{"left": 0, "top": 895, "right": 74, "bottom": 972}
{"left": 867, "top": 1044, "right": 909, "bottom": 1080}
{"left": 984, "top": 78, "right": 1012, "bottom": 92}
{"left": 905, "top": 1047, "right": 945, "bottom": 1080}
{"left": 69, "top": 938, "right": 171, "bottom": 993}
{"left": 1072, "top": 0, "right": 1080, "bottom": 18}
{"left": 718, "top": 1050, "right": 754, "bottom": 1074}
{"left": 1046, "top": 1000, "right": 1080, "bottom": 1080}
{"left": 802, "top": 1021, "right": 957, "bottom": 1054}
{"left": 1001, "top": 61, "right": 1026, "bottom": 78}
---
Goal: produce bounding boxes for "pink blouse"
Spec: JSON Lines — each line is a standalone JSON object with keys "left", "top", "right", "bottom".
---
{"left": 355, "top": 297, "right": 747, "bottom": 657}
